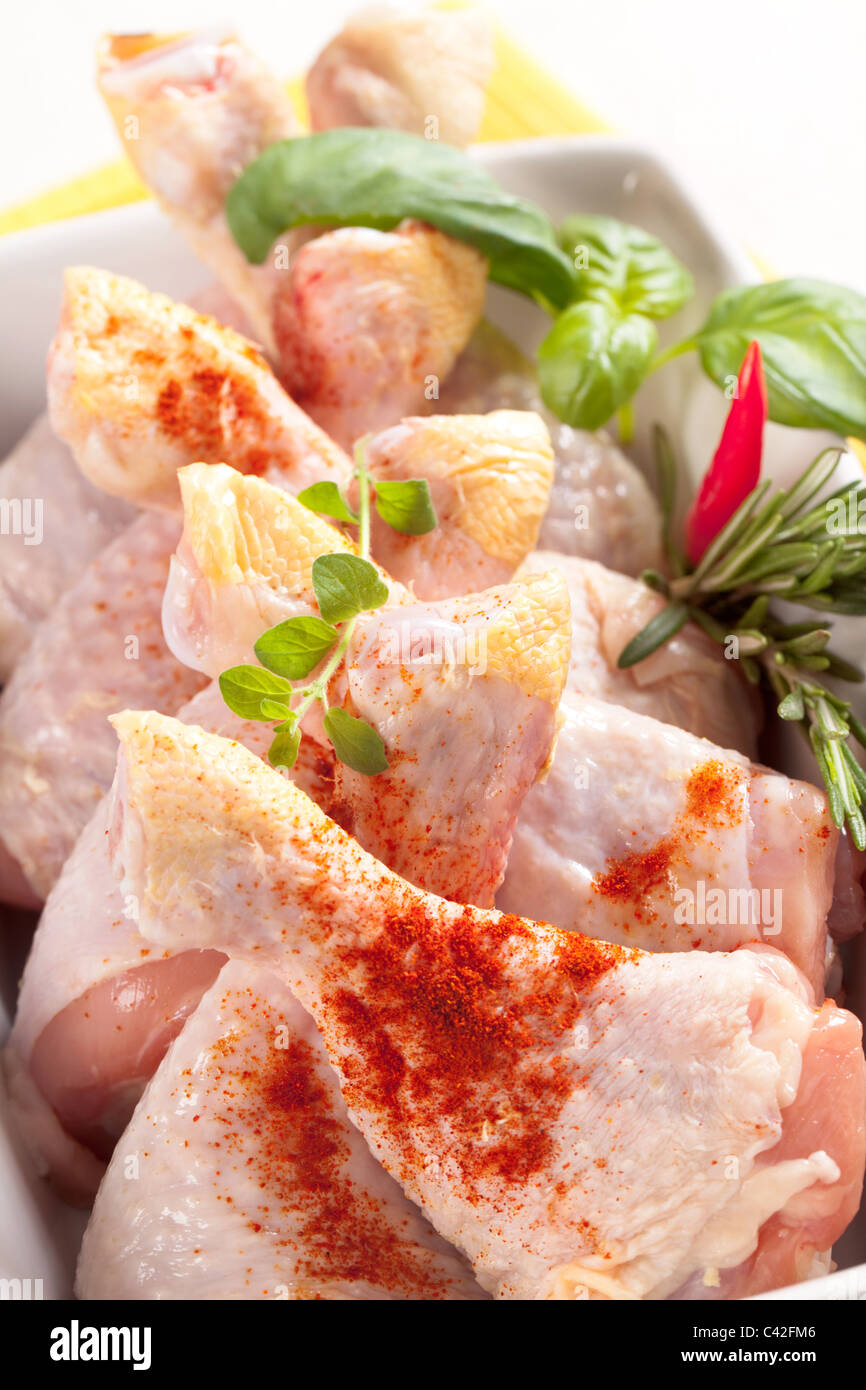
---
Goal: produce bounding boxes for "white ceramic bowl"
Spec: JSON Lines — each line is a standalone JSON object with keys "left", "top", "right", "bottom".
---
{"left": 1, "top": 134, "right": 864, "bottom": 1300}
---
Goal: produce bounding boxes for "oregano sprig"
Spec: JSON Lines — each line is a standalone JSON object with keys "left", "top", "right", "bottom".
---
{"left": 619, "top": 435, "right": 866, "bottom": 848}
{"left": 218, "top": 444, "right": 436, "bottom": 776}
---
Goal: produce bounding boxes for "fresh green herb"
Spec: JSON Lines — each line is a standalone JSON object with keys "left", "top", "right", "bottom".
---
{"left": 374, "top": 477, "right": 437, "bottom": 535}
{"left": 218, "top": 447, "right": 436, "bottom": 774}
{"left": 322, "top": 706, "right": 388, "bottom": 776}
{"left": 538, "top": 217, "right": 692, "bottom": 430}
{"left": 537, "top": 300, "right": 657, "bottom": 431}
{"left": 267, "top": 717, "right": 301, "bottom": 770}
{"left": 296, "top": 480, "right": 359, "bottom": 525}
{"left": 254, "top": 615, "right": 340, "bottom": 681}
{"left": 226, "top": 128, "right": 576, "bottom": 308}
{"left": 619, "top": 439, "right": 866, "bottom": 847}
{"left": 218, "top": 665, "right": 301, "bottom": 722}
{"left": 559, "top": 214, "right": 693, "bottom": 320}
{"left": 227, "top": 135, "right": 866, "bottom": 440}
{"left": 310, "top": 553, "right": 389, "bottom": 625}
{"left": 693, "top": 279, "right": 866, "bottom": 440}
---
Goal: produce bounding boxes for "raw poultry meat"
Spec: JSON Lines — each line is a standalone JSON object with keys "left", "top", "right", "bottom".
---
{"left": 96, "top": 26, "right": 488, "bottom": 420}
{"left": 47, "top": 266, "right": 350, "bottom": 509}
{"left": 165, "top": 461, "right": 569, "bottom": 904}
{"left": 306, "top": 3, "right": 494, "bottom": 147}
{"left": 0, "top": 285, "right": 252, "bottom": 685}
{"left": 165, "top": 428, "right": 552, "bottom": 683}
{"left": 3, "top": 685, "right": 330, "bottom": 1197}
{"left": 0, "top": 513, "right": 206, "bottom": 901}
{"left": 163, "top": 454, "right": 556, "bottom": 673}
{"left": 97, "top": 28, "right": 297, "bottom": 349}
{"left": 172, "top": 465, "right": 571, "bottom": 899}
{"left": 362, "top": 411, "right": 553, "bottom": 596}
{"left": 10, "top": 283, "right": 553, "bottom": 904}
{"left": 520, "top": 549, "right": 760, "bottom": 756}
{"left": 163, "top": 463, "right": 368, "bottom": 677}
{"left": 0, "top": 415, "right": 134, "bottom": 682}
{"left": 7, "top": 543, "right": 568, "bottom": 1192}
{"left": 499, "top": 693, "right": 836, "bottom": 996}
{"left": 334, "top": 566, "right": 569, "bottom": 903}
{"left": 104, "top": 710, "right": 866, "bottom": 1300}
{"left": 272, "top": 220, "right": 488, "bottom": 447}
{"left": 438, "top": 321, "right": 666, "bottom": 577}
{"left": 47, "top": 270, "right": 528, "bottom": 603}
{"left": 76, "top": 958, "right": 486, "bottom": 1300}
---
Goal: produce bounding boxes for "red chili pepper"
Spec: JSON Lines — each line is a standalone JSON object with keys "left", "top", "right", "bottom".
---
{"left": 685, "top": 340, "right": 767, "bottom": 565}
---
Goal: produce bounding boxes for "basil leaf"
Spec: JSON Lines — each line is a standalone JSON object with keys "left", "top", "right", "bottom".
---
{"left": 537, "top": 301, "right": 657, "bottom": 430}
{"left": 323, "top": 706, "right": 388, "bottom": 775}
{"left": 296, "top": 480, "right": 359, "bottom": 525}
{"left": 374, "top": 478, "right": 437, "bottom": 536}
{"left": 312, "top": 553, "right": 389, "bottom": 625}
{"left": 559, "top": 214, "right": 693, "bottom": 319}
{"left": 218, "top": 665, "right": 293, "bottom": 721}
{"left": 617, "top": 602, "right": 691, "bottom": 668}
{"left": 254, "top": 616, "right": 339, "bottom": 681}
{"left": 696, "top": 279, "right": 866, "bottom": 440}
{"left": 268, "top": 719, "right": 301, "bottom": 770}
{"left": 225, "top": 128, "right": 576, "bottom": 309}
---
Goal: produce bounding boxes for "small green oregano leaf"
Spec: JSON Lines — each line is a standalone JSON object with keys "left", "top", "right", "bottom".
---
{"left": 374, "top": 478, "right": 437, "bottom": 535}
{"left": 268, "top": 719, "right": 301, "bottom": 770}
{"left": 254, "top": 616, "right": 339, "bottom": 681}
{"left": 312, "top": 553, "right": 389, "bottom": 625}
{"left": 323, "top": 706, "right": 388, "bottom": 775}
{"left": 218, "top": 666, "right": 293, "bottom": 721}
{"left": 260, "top": 698, "right": 295, "bottom": 721}
{"left": 296, "top": 480, "right": 360, "bottom": 525}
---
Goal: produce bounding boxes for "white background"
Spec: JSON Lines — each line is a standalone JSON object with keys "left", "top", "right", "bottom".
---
{"left": 1, "top": 0, "right": 865, "bottom": 288}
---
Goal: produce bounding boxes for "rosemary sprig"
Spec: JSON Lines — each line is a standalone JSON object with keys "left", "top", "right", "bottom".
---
{"left": 621, "top": 434, "right": 866, "bottom": 848}
{"left": 219, "top": 443, "right": 436, "bottom": 775}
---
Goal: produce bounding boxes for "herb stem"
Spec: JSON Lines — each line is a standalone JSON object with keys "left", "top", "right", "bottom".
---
{"left": 292, "top": 453, "right": 376, "bottom": 720}
{"left": 353, "top": 438, "right": 373, "bottom": 559}
{"left": 617, "top": 402, "right": 635, "bottom": 445}
{"left": 647, "top": 335, "right": 698, "bottom": 376}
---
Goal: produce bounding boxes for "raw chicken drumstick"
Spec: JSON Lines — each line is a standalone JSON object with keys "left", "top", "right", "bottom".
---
{"left": 76, "top": 958, "right": 487, "bottom": 1300}
{"left": 97, "top": 28, "right": 488, "bottom": 418}
{"left": 164, "top": 451, "right": 553, "bottom": 673}
{"left": 0, "top": 283, "right": 257, "bottom": 686}
{"left": 0, "top": 513, "right": 206, "bottom": 901}
{"left": 520, "top": 549, "right": 760, "bottom": 756}
{"left": 48, "top": 266, "right": 350, "bottom": 509}
{"left": 49, "top": 268, "right": 549, "bottom": 597}
{"left": 439, "top": 320, "right": 667, "bottom": 579}
{"left": 6, "top": 545, "right": 569, "bottom": 1192}
{"left": 306, "top": 3, "right": 494, "bottom": 148}
{"left": 106, "top": 710, "right": 866, "bottom": 1301}
{"left": 97, "top": 28, "right": 297, "bottom": 350}
{"left": 272, "top": 220, "right": 487, "bottom": 448}
{"left": 501, "top": 693, "right": 837, "bottom": 996}
{"left": 0, "top": 416, "right": 133, "bottom": 683}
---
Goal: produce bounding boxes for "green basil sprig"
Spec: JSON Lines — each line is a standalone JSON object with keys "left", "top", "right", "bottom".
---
{"left": 226, "top": 128, "right": 576, "bottom": 309}
{"left": 226, "top": 129, "right": 866, "bottom": 442}
{"left": 538, "top": 215, "right": 692, "bottom": 431}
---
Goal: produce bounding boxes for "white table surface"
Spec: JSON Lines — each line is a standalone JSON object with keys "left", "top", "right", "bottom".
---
{"left": 1, "top": 0, "right": 864, "bottom": 290}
